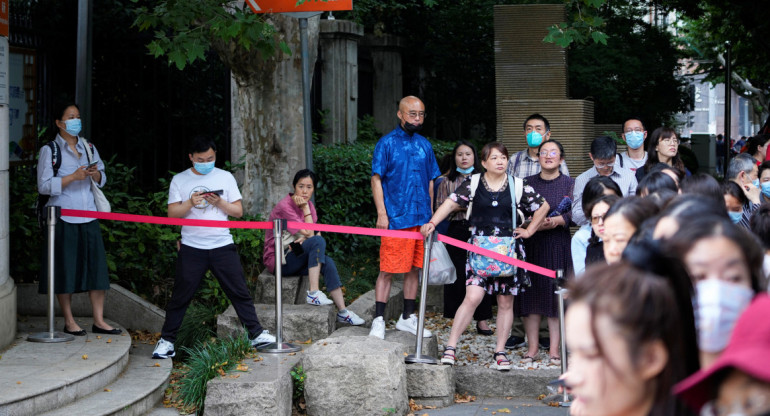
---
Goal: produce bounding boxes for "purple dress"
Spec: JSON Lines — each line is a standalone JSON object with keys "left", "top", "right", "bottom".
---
{"left": 516, "top": 173, "right": 574, "bottom": 317}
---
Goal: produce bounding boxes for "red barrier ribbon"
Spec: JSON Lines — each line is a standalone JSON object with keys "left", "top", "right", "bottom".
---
{"left": 61, "top": 209, "right": 556, "bottom": 278}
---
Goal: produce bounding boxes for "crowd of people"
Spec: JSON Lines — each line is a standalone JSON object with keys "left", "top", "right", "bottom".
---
{"left": 38, "top": 97, "right": 770, "bottom": 415}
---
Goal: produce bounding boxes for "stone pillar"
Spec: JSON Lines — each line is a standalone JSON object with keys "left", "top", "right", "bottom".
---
{"left": 0, "top": 35, "right": 15, "bottom": 349}
{"left": 363, "top": 34, "right": 404, "bottom": 136}
{"left": 319, "top": 19, "right": 363, "bottom": 144}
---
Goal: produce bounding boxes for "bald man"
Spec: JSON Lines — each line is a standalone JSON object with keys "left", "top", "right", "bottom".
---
{"left": 370, "top": 96, "right": 441, "bottom": 339}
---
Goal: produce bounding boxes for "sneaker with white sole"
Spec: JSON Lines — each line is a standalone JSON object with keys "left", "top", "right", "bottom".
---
{"left": 395, "top": 313, "right": 432, "bottom": 337}
{"left": 337, "top": 309, "right": 365, "bottom": 325}
{"left": 250, "top": 330, "right": 276, "bottom": 348}
{"left": 152, "top": 338, "right": 175, "bottom": 359}
{"left": 306, "top": 290, "right": 334, "bottom": 306}
{"left": 369, "top": 316, "right": 385, "bottom": 339}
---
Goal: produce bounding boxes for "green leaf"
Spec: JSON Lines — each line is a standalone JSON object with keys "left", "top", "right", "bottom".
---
{"left": 168, "top": 49, "right": 188, "bottom": 70}
{"left": 591, "top": 31, "right": 608, "bottom": 45}
{"left": 279, "top": 41, "right": 292, "bottom": 55}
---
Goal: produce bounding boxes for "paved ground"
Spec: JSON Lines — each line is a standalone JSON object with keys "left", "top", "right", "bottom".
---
{"left": 418, "top": 397, "right": 570, "bottom": 416}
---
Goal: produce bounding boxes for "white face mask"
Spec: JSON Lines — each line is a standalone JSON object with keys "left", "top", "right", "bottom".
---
{"left": 694, "top": 279, "right": 754, "bottom": 353}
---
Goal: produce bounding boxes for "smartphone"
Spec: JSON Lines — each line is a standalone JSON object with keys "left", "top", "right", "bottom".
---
{"left": 87, "top": 160, "right": 99, "bottom": 168}
{"left": 289, "top": 242, "right": 304, "bottom": 255}
{"left": 203, "top": 189, "right": 224, "bottom": 196}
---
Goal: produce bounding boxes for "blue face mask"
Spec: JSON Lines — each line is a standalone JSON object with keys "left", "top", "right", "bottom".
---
{"left": 64, "top": 119, "right": 82, "bottom": 136}
{"left": 527, "top": 131, "right": 544, "bottom": 148}
{"left": 728, "top": 211, "right": 743, "bottom": 224}
{"left": 456, "top": 166, "right": 474, "bottom": 174}
{"left": 194, "top": 161, "right": 215, "bottom": 175}
{"left": 761, "top": 182, "right": 770, "bottom": 198}
{"left": 625, "top": 131, "right": 645, "bottom": 149}
{"left": 753, "top": 178, "right": 760, "bottom": 188}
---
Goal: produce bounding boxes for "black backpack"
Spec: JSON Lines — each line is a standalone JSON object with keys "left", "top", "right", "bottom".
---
{"left": 36, "top": 141, "right": 62, "bottom": 229}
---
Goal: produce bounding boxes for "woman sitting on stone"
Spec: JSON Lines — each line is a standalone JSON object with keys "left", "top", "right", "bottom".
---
{"left": 263, "top": 169, "right": 364, "bottom": 326}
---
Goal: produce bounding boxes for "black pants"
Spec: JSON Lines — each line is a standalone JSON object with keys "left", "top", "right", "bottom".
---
{"left": 443, "top": 220, "right": 493, "bottom": 321}
{"left": 161, "top": 244, "right": 263, "bottom": 342}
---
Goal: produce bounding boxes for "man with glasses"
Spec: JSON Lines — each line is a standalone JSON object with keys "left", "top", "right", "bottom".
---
{"left": 571, "top": 136, "right": 638, "bottom": 226}
{"left": 369, "top": 96, "right": 440, "bottom": 340}
{"left": 507, "top": 113, "right": 569, "bottom": 178}
{"left": 617, "top": 117, "right": 648, "bottom": 173}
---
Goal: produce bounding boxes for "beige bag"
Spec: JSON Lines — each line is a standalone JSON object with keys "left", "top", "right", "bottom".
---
{"left": 280, "top": 230, "right": 304, "bottom": 264}
{"left": 80, "top": 138, "right": 111, "bottom": 212}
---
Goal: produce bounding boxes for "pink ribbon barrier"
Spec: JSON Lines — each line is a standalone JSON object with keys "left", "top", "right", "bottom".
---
{"left": 61, "top": 209, "right": 556, "bottom": 278}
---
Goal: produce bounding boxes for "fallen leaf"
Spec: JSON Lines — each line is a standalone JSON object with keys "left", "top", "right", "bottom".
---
{"left": 506, "top": 397, "right": 513, "bottom": 400}
{"left": 253, "top": 357, "right": 263, "bottom": 362}
{"left": 236, "top": 364, "right": 249, "bottom": 371}
{"left": 104, "top": 388, "right": 111, "bottom": 392}
{"left": 288, "top": 352, "right": 296, "bottom": 356}
{"left": 154, "top": 363, "right": 161, "bottom": 367}
{"left": 96, "top": 336, "right": 102, "bottom": 339}
{"left": 217, "top": 368, "right": 225, "bottom": 376}
{"left": 107, "top": 339, "right": 112, "bottom": 343}
{"left": 498, "top": 409, "right": 511, "bottom": 413}
{"left": 16, "top": 381, "right": 21, "bottom": 384}
{"left": 82, "top": 354, "right": 88, "bottom": 360}
{"left": 537, "top": 394, "right": 546, "bottom": 400}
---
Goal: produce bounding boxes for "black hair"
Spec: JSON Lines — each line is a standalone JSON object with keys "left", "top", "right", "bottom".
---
{"left": 647, "top": 162, "right": 684, "bottom": 182}
{"left": 189, "top": 135, "right": 216, "bottom": 155}
{"left": 622, "top": 116, "right": 646, "bottom": 132}
{"left": 645, "top": 189, "right": 678, "bottom": 210}
{"left": 590, "top": 136, "right": 617, "bottom": 160}
{"left": 721, "top": 180, "right": 749, "bottom": 207}
{"left": 759, "top": 161, "right": 770, "bottom": 180}
{"left": 292, "top": 169, "right": 318, "bottom": 188}
{"left": 537, "top": 139, "right": 565, "bottom": 161}
{"left": 54, "top": 103, "right": 80, "bottom": 137}
{"left": 665, "top": 215, "right": 764, "bottom": 293}
{"left": 581, "top": 176, "right": 623, "bottom": 215}
{"left": 750, "top": 203, "right": 770, "bottom": 251}
{"left": 644, "top": 127, "right": 686, "bottom": 177}
{"left": 637, "top": 171, "right": 679, "bottom": 196}
{"left": 523, "top": 113, "right": 550, "bottom": 131}
{"left": 605, "top": 196, "right": 660, "bottom": 232}
{"left": 747, "top": 134, "right": 770, "bottom": 158}
{"left": 680, "top": 173, "right": 724, "bottom": 206}
{"left": 446, "top": 140, "right": 482, "bottom": 182}
{"left": 658, "top": 194, "right": 729, "bottom": 226}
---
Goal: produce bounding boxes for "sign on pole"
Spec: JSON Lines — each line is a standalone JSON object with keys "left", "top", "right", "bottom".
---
{"left": 245, "top": 0, "right": 352, "bottom": 14}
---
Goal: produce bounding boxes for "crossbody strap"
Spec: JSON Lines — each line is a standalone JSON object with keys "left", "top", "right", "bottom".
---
{"left": 465, "top": 173, "right": 481, "bottom": 221}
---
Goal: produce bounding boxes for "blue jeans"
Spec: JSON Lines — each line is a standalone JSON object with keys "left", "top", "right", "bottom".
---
{"left": 283, "top": 235, "right": 342, "bottom": 291}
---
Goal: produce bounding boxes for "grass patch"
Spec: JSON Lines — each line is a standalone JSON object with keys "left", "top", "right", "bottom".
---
{"left": 178, "top": 332, "right": 255, "bottom": 411}
{"left": 335, "top": 252, "right": 380, "bottom": 305}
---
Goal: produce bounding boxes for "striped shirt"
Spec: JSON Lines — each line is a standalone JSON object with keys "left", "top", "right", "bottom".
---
{"left": 571, "top": 163, "right": 638, "bottom": 226}
{"left": 507, "top": 149, "right": 569, "bottom": 179}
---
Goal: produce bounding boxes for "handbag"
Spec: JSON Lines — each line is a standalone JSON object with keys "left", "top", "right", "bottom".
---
{"left": 80, "top": 138, "right": 111, "bottom": 212}
{"left": 427, "top": 241, "right": 456, "bottom": 285}
{"left": 467, "top": 174, "right": 521, "bottom": 278}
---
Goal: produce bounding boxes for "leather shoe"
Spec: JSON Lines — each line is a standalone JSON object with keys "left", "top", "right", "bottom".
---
{"left": 92, "top": 325, "right": 122, "bottom": 335}
{"left": 476, "top": 322, "right": 494, "bottom": 336}
{"left": 63, "top": 326, "right": 87, "bottom": 336}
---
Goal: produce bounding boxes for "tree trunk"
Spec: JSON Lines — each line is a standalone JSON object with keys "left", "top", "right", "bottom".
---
{"left": 213, "top": 14, "right": 320, "bottom": 217}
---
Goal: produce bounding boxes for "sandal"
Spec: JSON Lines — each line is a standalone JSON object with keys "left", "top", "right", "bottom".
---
{"left": 549, "top": 355, "right": 561, "bottom": 366}
{"left": 520, "top": 353, "right": 538, "bottom": 364}
{"left": 441, "top": 346, "right": 456, "bottom": 365}
{"left": 494, "top": 351, "right": 511, "bottom": 371}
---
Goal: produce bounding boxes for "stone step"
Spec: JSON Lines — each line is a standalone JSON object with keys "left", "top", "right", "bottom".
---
{"left": 0, "top": 317, "right": 130, "bottom": 416}
{"left": 217, "top": 303, "right": 337, "bottom": 343}
{"left": 39, "top": 343, "right": 171, "bottom": 416}
{"left": 454, "top": 365, "right": 561, "bottom": 397}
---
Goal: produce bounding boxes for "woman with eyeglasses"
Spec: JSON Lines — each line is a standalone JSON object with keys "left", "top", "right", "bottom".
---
{"left": 585, "top": 194, "right": 621, "bottom": 268}
{"left": 636, "top": 127, "right": 690, "bottom": 183}
{"left": 516, "top": 139, "right": 574, "bottom": 365}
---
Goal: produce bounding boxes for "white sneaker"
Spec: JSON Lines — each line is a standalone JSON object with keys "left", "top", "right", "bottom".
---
{"left": 369, "top": 316, "right": 385, "bottom": 339}
{"left": 250, "top": 330, "right": 276, "bottom": 348}
{"left": 306, "top": 290, "right": 334, "bottom": 306}
{"left": 337, "top": 309, "right": 365, "bottom": 326}
{"left": 152, "top": 338, "right": 175, "bottom": 359}
{"left": 395, "top": 314, "right": 432, "bottom": 337}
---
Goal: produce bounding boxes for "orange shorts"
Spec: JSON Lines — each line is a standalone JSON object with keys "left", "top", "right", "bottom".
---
{"left": 380, "top": 226, "right": 424, "bottom": 273}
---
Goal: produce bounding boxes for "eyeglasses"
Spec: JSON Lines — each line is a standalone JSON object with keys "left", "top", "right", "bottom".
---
{"left": 624, "top": 128, "right": 644, "bottom": 133}
{"left": 539, "top": 150, "right": 560, "bottom": 157}
{"left": 660, "top": 137, "right": 680, "bottom": 145}
{"left": 701, "top": 395, "right": 770, "bottom": 416}
{"left": 406, "top": 111, "right": 426, "bottom": 119}
{"left": 594, "top": 160, "right": 615, "bottom": 170}
{"left": 591, "top": 215, "right": 605, "bottom": 225}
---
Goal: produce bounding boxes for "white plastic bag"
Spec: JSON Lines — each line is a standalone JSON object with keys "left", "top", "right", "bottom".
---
{"left": 427, "top": 241, "right": 456, "bottom": 285}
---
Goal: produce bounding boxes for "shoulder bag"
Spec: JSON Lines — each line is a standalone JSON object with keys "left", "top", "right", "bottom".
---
{"left": 80, "top": 138, "right": 111, "bottom": 212}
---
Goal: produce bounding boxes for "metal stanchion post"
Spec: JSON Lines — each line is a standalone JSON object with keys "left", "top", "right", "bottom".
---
{"left": 29, "top": 206, "right": 74, "bottom": 343}
{"left": 405, "top": 231, "right": 438, "bottom": 365}
{"left": 554, "top": 269, "right": 571, "bottom": 407}
{"left": 258, "top": 219, "right": 301, "bottom": 353}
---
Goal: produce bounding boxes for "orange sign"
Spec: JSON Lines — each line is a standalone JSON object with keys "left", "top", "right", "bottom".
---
{"left": 245, "top": 0, "right": 352, "bottom": 14}
{"left": 0, "top": 1, "right": 8, "bottom": 37}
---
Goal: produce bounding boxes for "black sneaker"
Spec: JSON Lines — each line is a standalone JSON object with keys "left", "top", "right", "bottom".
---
{"left": 505, "top": 335, "right": 526, "bottom": 349}
{"left": 539, "top": 337, "right": 550, "bottom": 350}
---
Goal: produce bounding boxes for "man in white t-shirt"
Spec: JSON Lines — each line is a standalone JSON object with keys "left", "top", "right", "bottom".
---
{"left": 617, "top": 117, "right": 648, "bottom": 172}
{"left": 152, "top": 136, "right": 275, "bottom": 359}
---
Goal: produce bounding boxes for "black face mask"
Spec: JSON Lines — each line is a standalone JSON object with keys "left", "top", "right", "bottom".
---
{"left": 402, "top": 121, "right": 423, "bottom": 134}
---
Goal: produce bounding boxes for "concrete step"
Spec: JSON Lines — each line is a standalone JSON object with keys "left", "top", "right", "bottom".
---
{"left": 39, "top": 343, "right": 171, "bottom": 416}
{"left": 0, "top": 317, "right": 130, "bottom": 416}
